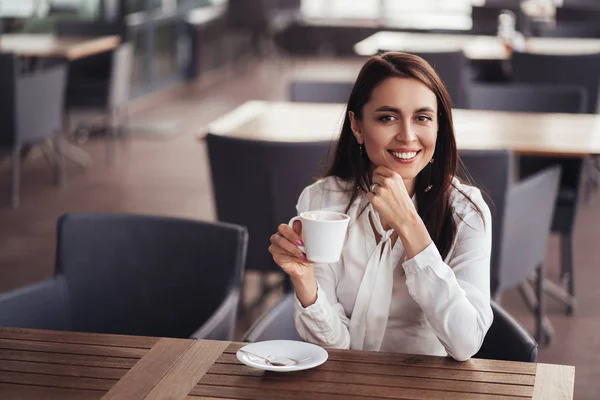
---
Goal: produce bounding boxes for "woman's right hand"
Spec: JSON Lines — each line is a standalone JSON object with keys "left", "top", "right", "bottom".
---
{"left": 269, "top": 220, "right": 314, "bottom": 279}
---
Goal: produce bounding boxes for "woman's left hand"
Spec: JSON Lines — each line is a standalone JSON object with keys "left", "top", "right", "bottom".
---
{"left": 367, "top": 166, "right": 419, "bottom": 232}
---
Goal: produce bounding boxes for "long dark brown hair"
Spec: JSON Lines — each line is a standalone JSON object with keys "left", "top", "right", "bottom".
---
{"left": 326, "top": 52, "right": 475, "bottom": 259}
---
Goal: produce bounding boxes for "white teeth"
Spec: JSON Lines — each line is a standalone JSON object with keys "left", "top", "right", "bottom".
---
{"left": 391, "top": 151, "right": 418, "bottom": 160}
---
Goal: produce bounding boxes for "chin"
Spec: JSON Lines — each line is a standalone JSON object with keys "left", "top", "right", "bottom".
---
{"left": 388, "top": 163, "right": 420, "bottom": 179}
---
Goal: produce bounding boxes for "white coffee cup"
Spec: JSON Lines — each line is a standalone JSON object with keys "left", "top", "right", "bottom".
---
{"left": 288, "top": 210, "right": 350, "bottom": 263}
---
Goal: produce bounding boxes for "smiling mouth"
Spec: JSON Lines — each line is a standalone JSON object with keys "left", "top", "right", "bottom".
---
{"left": 388, "top": 150, "right": 421, "bottom": 161}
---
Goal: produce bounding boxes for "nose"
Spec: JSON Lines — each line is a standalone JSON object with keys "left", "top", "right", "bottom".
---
{"left": 395, "top": 119, "right": 417, "bottom": 142}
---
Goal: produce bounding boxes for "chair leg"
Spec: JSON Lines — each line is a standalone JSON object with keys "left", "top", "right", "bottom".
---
{"left": 11, "top": 146, "right": 21, "bottom": 208}
{"left": 54, "top": 136, "right": 65, "bottom": 187}
{"left": 106, "top": 109, "right": 118, "bottom": 165}
{"left": 535, "top": 265, "right": 552, "bottom": 347}
{"left": 560, "top": 233, "right": 576, "bottom": 315}
{"left": 119, "top": 109, "right": 133, "bottom": 159}
{"left": 518, "top": 282, "right": 538, "bottom": 314}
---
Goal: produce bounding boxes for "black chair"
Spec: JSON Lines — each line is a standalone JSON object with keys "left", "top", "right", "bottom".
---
{"left": 0, "top": 54, "right": 67, "bottom": 208}
{"left": 244, "top": 294, "right": 537, "bottom": 363}
{"left": 511, "top": 52, "right": 600, "bottom": 114}
{"left": 206, "top": 134, "right": 332, "bottom": 310}
{"left": 227, "top": 0, "right": 298, "bottom": 58}
{"left": 289, "top": 80, "right": 354, "bottom": 103}
{"left": 56, "top": 21, "right": 132, "bottom": 161}
{"left": 474, "top": 302, "right": 537, "bottom": 362}
{"left": 466, "top": 83, "right": 587, "bottom": 113}
{"left": 466, "top": 77, "right": 589, "bottom": 315}
{"left": 0, "top": 213, "right": 248, "bottom": 340}
{"left": 458, "top": 149, "right": 513, "bottom": 295}
{"left": 556, "top": 5, "right": 600, "bottom": 23}
{"left": 404, "top": 51, "right": 469, "bottom": 108}
{"left": 534, "top": 22, "right": 600, "bottom": 39}
{"left": 471, "top": 5, "right": 525, "bottom": 36}
{"left": 55, "top": 21, "right": 128, "bottom": 88}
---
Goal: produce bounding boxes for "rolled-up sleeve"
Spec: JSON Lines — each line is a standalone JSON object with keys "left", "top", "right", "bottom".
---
{"left": 402, "top": 201, "right": 493, "bottom": 361}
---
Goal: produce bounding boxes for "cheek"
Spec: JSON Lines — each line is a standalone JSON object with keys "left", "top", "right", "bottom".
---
{"left": 420, "top": 129, "right": 438, "bottom": 153}
{"left": 362, "top": 125, "right": 390, "bottom": 152}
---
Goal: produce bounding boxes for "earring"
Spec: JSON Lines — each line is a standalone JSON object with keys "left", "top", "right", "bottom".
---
{"left": 359, "top": 144, "right": 364, "bottom": 157}
{"left": 424, "top": 158, "right": 434, "bottom": 192}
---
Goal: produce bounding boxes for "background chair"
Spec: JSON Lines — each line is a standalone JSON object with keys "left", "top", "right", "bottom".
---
{"left": 466, "top": 83, "right": 587, "bottom": 113}
{"left": 466, "top": 79, "right": 589, "bottom": 315}
{"left": 471, "top": 4, "right": 526, "bottom": 36}
{"left": 289, "top": 80, "right": 353, "bottom": 103}
{"left": 226, "top": 0, "right": 299, "bottom": 59}
{"left": 206, "top": 134, "right": 332, "bottom": 311}
{"left": 495, "top": 166, "right": 562, "bottom": 345}
{"left": 396, "top": 51, "right": 469, "bottom": 108}
{"left": 474, "top": 302, "right": 537, "bottom": 362}
{"left": 458, "top": 149, "right": 513, "bottom": 295}
{"left": 244, "top": 292, "right": 301, "bottom": 342}
{"left": 459, "top": 151, "right": 561, "bottom": 345}
{"left": 415, "top": 51, "right": 469, "bottom": 108}
{"left": 533, "top": 22, "right": 600, "bottom": 39}
{"left": 0, "top": 213, "right": 248, "bottom": 340}
{"left": 556, "top": 5, "right": 600, "bottom": 24}
{"left": 244, "top": 293, "right": 537, "bottom": 363}
{"left": 511, "top": 52, "right": 600, "bottom": 114}
{"left": 0, "top": 54, "right": 66, "bottom": 208}
{"left": 56, "top": 21, "right": 133, "bottom": 162}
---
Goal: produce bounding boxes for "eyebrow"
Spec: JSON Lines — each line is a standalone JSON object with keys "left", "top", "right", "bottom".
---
{"left": 375, "top": 105, "right": 436, "bottom": 114}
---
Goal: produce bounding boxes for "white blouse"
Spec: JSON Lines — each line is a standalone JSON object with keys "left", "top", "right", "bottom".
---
{"left": 293, "top": 176, "right": 493, "bottom": 361}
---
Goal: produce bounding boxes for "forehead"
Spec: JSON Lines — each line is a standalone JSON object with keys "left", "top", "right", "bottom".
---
{"left": 367, "top": 77, "right": 437, "bottom": 111}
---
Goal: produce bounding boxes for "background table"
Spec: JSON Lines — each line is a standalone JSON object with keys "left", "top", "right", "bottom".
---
{"left": 0, "top": 327, "right": 575, "bottom": 399}
{"left": 353, "top": 31, "right": 600, "bottom": 60}
{"left": 0, "top": 33, "right": 122, "bottom": 168}
{"left": 202, "top": 101, "right": 600, "bottom": 158}
{"left": 0, "top": 34, "right": 121, "bottom": 60}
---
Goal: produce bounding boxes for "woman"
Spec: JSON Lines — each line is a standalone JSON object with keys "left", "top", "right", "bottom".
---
{"left": 268, "top": 52, "right": 493, "bottom": 361}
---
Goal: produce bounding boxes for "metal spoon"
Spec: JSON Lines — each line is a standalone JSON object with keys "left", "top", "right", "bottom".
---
{"left": 238, "top": 349, "right": 305, "bottom": 367}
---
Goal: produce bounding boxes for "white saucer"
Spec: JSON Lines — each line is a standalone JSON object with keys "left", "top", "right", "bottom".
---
{"left": 236, "top": 340, "right": 328, "bottom": 372}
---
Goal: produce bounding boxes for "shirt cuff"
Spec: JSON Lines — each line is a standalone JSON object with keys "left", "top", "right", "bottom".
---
{"left": 402, "top": 241, "right": 443, "bottom": 276}
{"left": 294, "top": 280, "right": 328, "bottom": 314}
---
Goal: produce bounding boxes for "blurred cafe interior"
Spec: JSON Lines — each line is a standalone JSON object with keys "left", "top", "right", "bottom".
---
{"left": 0, "top": 0, "right": 599, "bottom": 399}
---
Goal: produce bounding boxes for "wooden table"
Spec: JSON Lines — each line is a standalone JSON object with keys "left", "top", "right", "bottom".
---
{"left": 0, "top": 34, "right": 121, "bottom": 60}
{"left": 353, "top": 31, "right": 600, "bottom": 60}
{"left": 0, "top": 327, "right": 575, "bottom": 399}
{"left": 201, "top": 101, "right": 600, "bottom": 158}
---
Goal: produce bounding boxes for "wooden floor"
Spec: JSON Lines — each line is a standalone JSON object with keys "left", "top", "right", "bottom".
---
{"left": 0, "top": 57, "right": 598, "bottom": 399}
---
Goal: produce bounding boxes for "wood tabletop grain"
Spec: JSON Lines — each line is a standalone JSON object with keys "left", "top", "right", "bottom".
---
{"left": 0, "top": 34, "right": 121, "bottom": 60}
{"left": 354, "top": 31, "right": 600, "bottom": 60}
{"left": 0, "top": 327, "right": 575, "bottom": 400}
{"left": 189, "top": 342, "right": 574, "bottom": 400}
{"left": 200, "top": 101, "right": 600, "bottom": 157}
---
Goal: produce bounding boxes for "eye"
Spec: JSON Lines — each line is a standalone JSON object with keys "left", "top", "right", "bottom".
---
{"left": 378, "top": 115, "right": 397, "bottom": 123}
{"left": 415, "top": 115, "right": 433, "bottom": 123}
